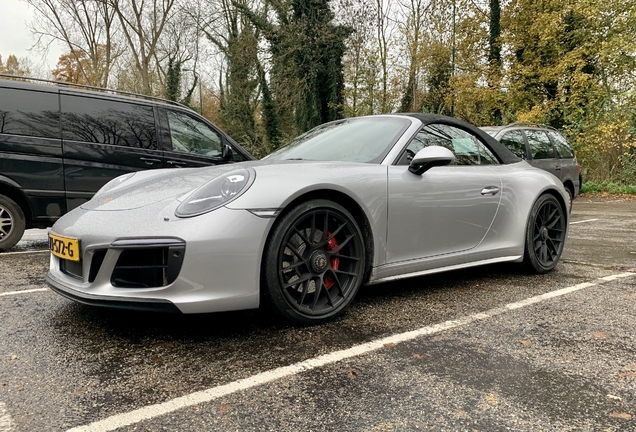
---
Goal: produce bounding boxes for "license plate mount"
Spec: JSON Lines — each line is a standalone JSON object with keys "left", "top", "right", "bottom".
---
{"left": 49, "top": 233, "right": 80, "bottom": 262}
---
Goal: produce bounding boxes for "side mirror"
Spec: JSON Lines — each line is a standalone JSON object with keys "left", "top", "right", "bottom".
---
{"left": 408, "top": 146, "right": 455, "bottom": 175}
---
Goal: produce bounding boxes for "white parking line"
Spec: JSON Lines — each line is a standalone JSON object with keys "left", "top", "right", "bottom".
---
{"left": 570, "top": 218, "right": 599, "bottom": 225}
{"left": 0, "top": 288, "right": 48, "bottom": 298}
{"left": 0, "top": 250, "right": 49, "bottom": 256}
{"left": 0, "top": 402, "right": 15, "bottom": 432}
{"left": 66, "top": 271, "right": 635, "bottom": 432}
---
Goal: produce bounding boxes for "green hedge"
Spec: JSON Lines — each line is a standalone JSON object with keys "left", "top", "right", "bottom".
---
{"left": 581, "top": 182, "right": 636, "bottom": 195}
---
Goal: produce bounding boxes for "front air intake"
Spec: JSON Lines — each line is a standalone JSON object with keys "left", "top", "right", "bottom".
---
{"left": 111, "top": 245, "right": 185, "bottom": 288}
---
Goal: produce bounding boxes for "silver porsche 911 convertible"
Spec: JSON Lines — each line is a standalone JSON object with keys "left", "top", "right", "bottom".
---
{"left": 46, "top": 113, "right": 569, "bottom": 325}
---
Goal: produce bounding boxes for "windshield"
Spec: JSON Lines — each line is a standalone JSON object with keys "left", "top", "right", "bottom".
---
{"left": 263, "top": 117, "right": 411, "bottom": 163}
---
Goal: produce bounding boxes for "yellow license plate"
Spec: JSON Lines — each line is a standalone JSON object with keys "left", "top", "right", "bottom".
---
{"left": 49, "top": 233, "right": 80, "bottom": 262}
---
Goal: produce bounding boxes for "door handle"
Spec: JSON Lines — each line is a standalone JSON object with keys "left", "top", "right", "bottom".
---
{"left": 140, "top": 157, "right": 161, "bottom": 165}
{"left": 480, "top": 186, "right": 500, "bottom": 196}
{"left": 166, "top": 160, "right": 187, "bottom": 167}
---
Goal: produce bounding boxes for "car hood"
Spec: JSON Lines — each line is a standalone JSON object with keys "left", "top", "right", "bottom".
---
{"left": 81, "top": 164, "right": 257, "bottom": 211}
{"left": 80, "top": 160, "right": 374, "bottom": 211}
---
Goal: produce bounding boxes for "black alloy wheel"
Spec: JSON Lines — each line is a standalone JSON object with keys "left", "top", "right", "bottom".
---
{"left": 523, "top": 194, "right": 566, "bottom": 273}
{"left": 0, "top": 195, "right": 26, "bottom": 252}
{"left": 263, "top": 199, "right": 365, "bottom": 325}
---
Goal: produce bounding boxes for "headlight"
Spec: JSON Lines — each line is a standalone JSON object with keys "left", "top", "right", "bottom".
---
{"left": 175, "top": 168, "right": 252, "bottom": 217}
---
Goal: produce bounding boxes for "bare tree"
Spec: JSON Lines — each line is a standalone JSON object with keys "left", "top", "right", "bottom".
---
{"left": 108, "top": 0, "right": 177, "bottom": 94}
{"left": 397, "top": 0, "right": 432, "bottom": 112}
{"left": 27, "top": 0, "right": 121, "bottom": 87}
{"left": 154, "top": 3, "right": 202, "bottom": 98}
{"left": 338, "top": 0, "right": 378, "bottom": 116}
{"left": 376, "top": 0, "right": 396, "bottom": 113}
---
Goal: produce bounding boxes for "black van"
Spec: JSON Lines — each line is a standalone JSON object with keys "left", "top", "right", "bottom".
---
{"left": 0, "top": 76, "right": 253, "bottom": 251}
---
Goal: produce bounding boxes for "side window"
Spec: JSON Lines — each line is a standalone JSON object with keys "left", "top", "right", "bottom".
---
{"left": 166, "top": 110, "right": 222, "bottom": 157}
{"left": 61, "top": 95, "right": 157, "bottom": 149}
{"left": 0, "top": 88, "right": 59, "bottom": 139}
{"left": 547, "top": 131, "right": 575, "bottom": 158}
{"left": 499, "top": 130, "right": 527, "bottom": 159}
{"left": 398, "top": 124, "right": 499, "bottom": 166}
{"left": 525, "top": 130, "right": 555, "bottom": 160}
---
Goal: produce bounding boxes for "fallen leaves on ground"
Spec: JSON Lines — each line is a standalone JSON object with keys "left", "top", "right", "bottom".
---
{"left": 591, "top": 331, "right": 608, "bottom": 339}
{"left": 520, "top": 340, "right": 532, "bottom": 346}
{"left": 609, "top": 412, "right": 632, "bottom": 420}
{"left": 484, "top": 393, "right": 498, "bottom": 406}
{"left": 348, "top": 369, "right": 357, "bottom": 379}
{"left": 619, "top": 372, "right": 636, "bottom": 378}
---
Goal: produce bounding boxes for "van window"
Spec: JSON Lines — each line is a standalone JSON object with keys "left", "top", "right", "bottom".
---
{"left": 61, "top": 95, "right": 157, "bottom": 149}
{"left": 525, "top": 130, "right": 555, "bottom": 160}
{"left": 166, "top": 110, "right": 223, "bottom": 157}
{"left": 0, "top": 88, "right": 59, "bottom": 139}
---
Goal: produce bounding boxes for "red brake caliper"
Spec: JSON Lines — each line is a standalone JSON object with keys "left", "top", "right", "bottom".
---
{"left": 324, "top": 232, "right": 339, "bottom": 289}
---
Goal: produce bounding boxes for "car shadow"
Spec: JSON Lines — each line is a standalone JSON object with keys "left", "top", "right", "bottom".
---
{"left": 39, "top": 261, "right": 553, "bottom": 400}
{"left": 47, "top": 261, "right": 523, "bottom": 344}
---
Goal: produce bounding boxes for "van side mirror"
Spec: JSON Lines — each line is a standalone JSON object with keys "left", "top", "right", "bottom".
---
{"left": 408, "top": 146, "right": 455, "bottom": 175}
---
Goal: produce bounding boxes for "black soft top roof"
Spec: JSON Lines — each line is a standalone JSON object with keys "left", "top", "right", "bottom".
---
{"left": 402, "top": 113, "right": 522, "bottom": 165}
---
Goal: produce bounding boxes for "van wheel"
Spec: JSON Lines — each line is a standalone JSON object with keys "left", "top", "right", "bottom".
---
{"left": 0, "top": 196, "right": 26, "bottom": 252}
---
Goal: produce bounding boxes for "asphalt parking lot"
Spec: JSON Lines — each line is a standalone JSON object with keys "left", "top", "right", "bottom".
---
{"left": 1, "top": 197, "right": 635, "bottom": 432}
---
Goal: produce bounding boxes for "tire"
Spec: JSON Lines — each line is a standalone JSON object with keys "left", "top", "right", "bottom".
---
{"left": 522, "top": 194, "right": 566, "bottom": 274}
{"left": 262, "top": 199, "right": 366, "bottom": 325}
{"left": 0, "top": 195, "right": 26, "bottom": 252}
{"left": 565, "top": 187, "right": 573, "bottom": 213}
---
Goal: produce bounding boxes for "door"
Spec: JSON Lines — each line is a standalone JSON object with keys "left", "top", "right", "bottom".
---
{"left": 0, "top": 86, "right": 65, "bottom": 224}
{"left": 546, "top": 130, "right": 578, "bottom": 184}
{"left": 387, "top": 123, "right": 502, "bottom": 263}
{"left": 525, "top": 129, "right": 559, "bottom": 178}
{"left": 60, "top": 94, "right": 163, "bottom": 210}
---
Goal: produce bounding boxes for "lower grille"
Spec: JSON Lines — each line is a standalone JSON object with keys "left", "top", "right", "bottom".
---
{"left": 60, "top": 259, "right": 82, "bottom": 280}
{"left": 111, "top": 245, "right": 185, "bottom": 288}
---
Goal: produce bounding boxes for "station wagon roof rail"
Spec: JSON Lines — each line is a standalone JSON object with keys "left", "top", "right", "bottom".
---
{"left": 500, "top": 122, "right": 560, "bottom": 132}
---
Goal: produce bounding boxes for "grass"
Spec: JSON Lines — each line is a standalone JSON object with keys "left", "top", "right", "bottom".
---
{"left": 581, "top": 181, "right": 636, "bottom": 195}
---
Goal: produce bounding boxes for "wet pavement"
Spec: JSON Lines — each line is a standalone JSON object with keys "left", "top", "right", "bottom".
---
{"left": 0, "top": 197, "right": 635, "bottom": 431}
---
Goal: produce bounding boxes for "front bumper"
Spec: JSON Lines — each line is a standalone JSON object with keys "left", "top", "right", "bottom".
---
{"left": 46, "top": 273, "right": 182, "bottom": 313}
{"left": 46, "top": 204, "right": 273, "bottom": 314}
